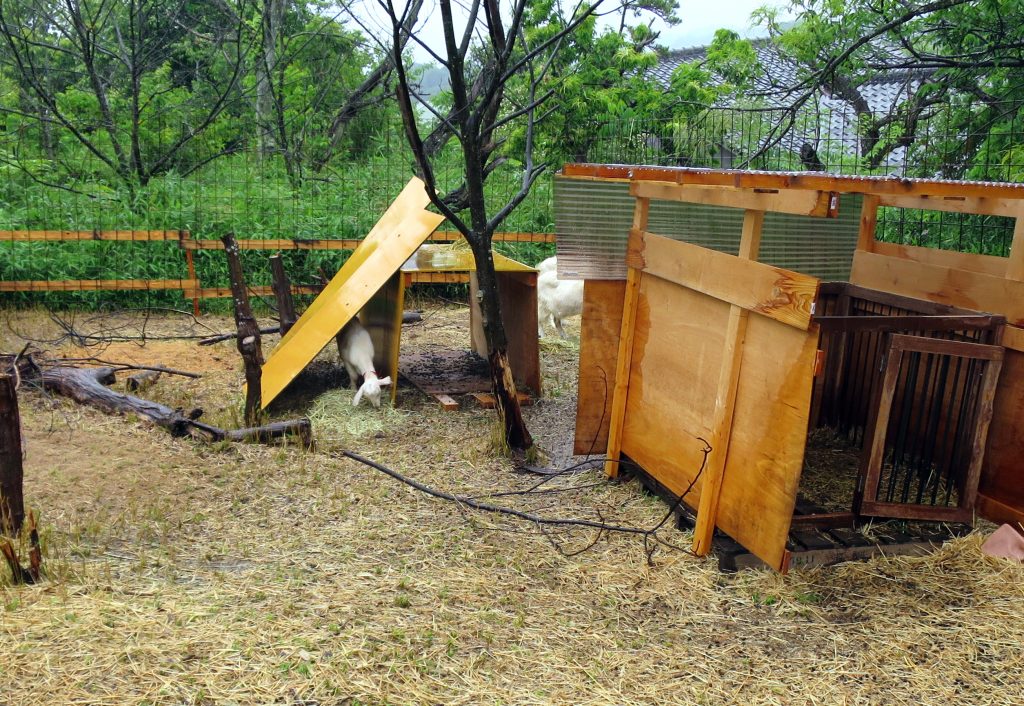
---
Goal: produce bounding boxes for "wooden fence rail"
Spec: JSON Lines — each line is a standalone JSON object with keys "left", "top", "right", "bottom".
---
{"left": 0, "top": 230, "right": 555, "bottom": 302}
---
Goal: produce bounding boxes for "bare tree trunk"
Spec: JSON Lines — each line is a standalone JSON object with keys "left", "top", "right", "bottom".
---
{"left": 0, "top": 375, "right": 25, "bottom": 536}
{"left": 467, "top": 236, "right": 532, "bottom": 450}
{"left": 256, "top": 0, "right": 287, "bottom": 157}
{"left": 222, "top": 233, "right": 265, "bottom": 424}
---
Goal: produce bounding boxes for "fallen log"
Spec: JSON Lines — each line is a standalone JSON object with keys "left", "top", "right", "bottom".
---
{"left": 37, "top": 364, "right": 312, "bottom": 447}
{"left": 126, "top": 369, "right": 161, "bottom": 391}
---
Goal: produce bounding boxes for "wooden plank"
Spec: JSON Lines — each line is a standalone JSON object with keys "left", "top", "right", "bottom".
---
{"left": 722, "top": 538, "right": 941, "bottom": 572}
{"left": 630, "top": 181, "right": 836, "bottom": 217}
{"left": 435, "top": 394, "right": 460, "bottom": 411}
{"left": 1008, "top": 210, "right": 1024, "bottom": 281}
{"left": 813, "top": 314, "right": 1002, "bottom": 334}
{"left": 181, "top": 232, "right": 552, "bottom": 250}
{"left": 0, "top": 279, "right": 198, "bottom": 292}
{"left": 851, "top": 250, "right": 1024, "bottom": 326}
{"left": 859, "top": 501, "right": 974, "bottom": 524}
{"left": 693, "top": 209, "right": 765, "bottom": 557}
{"left": 0, "top": 229, "right": 185, "bottom": 241}
{"left": 471, "top": 391, "right": 533, "bottom": 408}
{"left": 871, "top": 240, "right": 1007, "bottom": 278}
{"left": 574, "top": 281, "right": 626, "bottom": 455}
{"left": 1002, "top": 325, "right": 1024, "bottom": 352}
{"left": 604, "top": 198, "right": 649, "bottom": 478}
{"left": 877, "top": 193, "right": 1024, "bottom": 217}
{"left": 561, "top": 163, "right": 1024, "bottom": 200}
{"left": 857, "top": 344, "right": 905, "bottom": 515}
{"left": 889, "top": 332, "right": 1005, "bottom": 360}
{"left": 834, "top": 281, "right": 981, "bottom": 315}
{"left": 637, "top": 230, "right": 819, "bottom": 330}
{"left": 182, "top": 238, "right": 362, "bottom": 251}
{"left": 961, "top": 353, "right": 1003, "bottom": 511}
{"left": 409, "top": 272, "right": 470, "bottom": 284}
{"left": 196, "top": 284, "right": 321, "bottom": 299}
{"left": 857, "top": 195, "right": 880, "bottom": 252}
{"left": 977, "top": 493, "right": 1024, "bottom": 526}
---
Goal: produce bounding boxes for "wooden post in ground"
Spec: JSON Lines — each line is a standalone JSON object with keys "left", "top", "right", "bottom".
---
{"left": 0, "top": 374, "right": 25, "bottom": 535}
{"left": 222, "top": 233, "right": 265, "bottom": 424}
{"left": 269, "top": 254, "right": 298, "bottom": 336}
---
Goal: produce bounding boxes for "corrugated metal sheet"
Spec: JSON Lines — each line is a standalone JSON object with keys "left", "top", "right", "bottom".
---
{"left": 554, "top": 175, "right": 862, "bottom": 281}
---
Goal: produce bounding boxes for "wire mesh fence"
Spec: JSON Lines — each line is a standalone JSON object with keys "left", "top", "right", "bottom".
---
{"left": 1, "top": 93, "right": 1021, "bottom": 310}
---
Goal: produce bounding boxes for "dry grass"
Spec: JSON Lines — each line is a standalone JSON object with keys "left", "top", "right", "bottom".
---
{"left": 1, "top": 305, "right": 1022, "bottom": 705}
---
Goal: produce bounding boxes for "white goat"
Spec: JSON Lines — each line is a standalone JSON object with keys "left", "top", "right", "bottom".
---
{"left": 337, "top": 318, "right": 392, "bottom": 408}
{"left": 536, "top": 257, "right": 583, "bottom": 339}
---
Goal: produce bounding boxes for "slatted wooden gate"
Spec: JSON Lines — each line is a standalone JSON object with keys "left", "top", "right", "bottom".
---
{"left": 857, "top": 334, "right": 1003, "bottom": 523}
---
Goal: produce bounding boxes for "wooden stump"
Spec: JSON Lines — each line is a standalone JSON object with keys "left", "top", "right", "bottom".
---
{"left": 222, "top": 233, "right": 264, "bottom": 425}
{"left": 0, "top": 374, "right": 24, "bottom": 535}
{"left": 270, "top": 254, "right": 298, "bottom": 336}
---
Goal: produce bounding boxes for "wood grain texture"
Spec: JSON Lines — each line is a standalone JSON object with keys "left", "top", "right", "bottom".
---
{"left": 871, "top": 240, "right": 1007, "bottom": 277}
{"left": 630, "top": 181, "right": 835, "bottom": 217}
{"left": 857, "top": 195, "right": 880, "bottom": 252}
{"left": 639, "top": 231, "right": 819, "bottom": 330}
{"left": 850, "top": 250, "right": 1024, "bottom": 325}
{"left": 980, "top": 347, "right": 1024, "bottom": 520}
{"left": 877, "top": 193, "right": 1024, "bottom": 217}
{"left": 573, "top": 281, "right": 626, "bottom": 455}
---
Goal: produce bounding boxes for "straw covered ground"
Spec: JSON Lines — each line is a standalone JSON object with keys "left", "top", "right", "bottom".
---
{"left": 1, "top": 303, "right": 1022, "bottom": 705}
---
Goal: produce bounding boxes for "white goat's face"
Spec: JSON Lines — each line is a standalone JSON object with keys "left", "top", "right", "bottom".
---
{"left": 352, "top": 375, "right": 392, "bottom": 408}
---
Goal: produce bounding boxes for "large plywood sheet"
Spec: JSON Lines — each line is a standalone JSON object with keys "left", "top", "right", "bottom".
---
{"left": 620, "top": 276, "right": 727, "bottom": 506}
{"left": 979, "top": 347, "right": 1024, "bottom": 525}
{"left": 715, "top": 314, "right": 820, "bottom": 570}
{"left": 619, "top": 272, "right": 818, "bottom": 571}
{"left": 261, "top": 178, "right": 445, "bottom": 407}
{"left": 574, "top": 281, "right": 626, "bottom": 454}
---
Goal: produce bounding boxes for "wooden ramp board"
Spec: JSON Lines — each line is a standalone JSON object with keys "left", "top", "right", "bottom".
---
{"left": 259, "top": 178, "right": 445, "bottom": 408}
{"left": 399, "top": 349, "right": 492, "bottom": 397}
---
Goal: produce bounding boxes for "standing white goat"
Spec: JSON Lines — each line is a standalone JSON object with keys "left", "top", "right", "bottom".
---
{"left": 337, "top": 318, "right": 392, "bottom": 407}
{"left": 536, "top": 257, "right": 583, "bottom": 339}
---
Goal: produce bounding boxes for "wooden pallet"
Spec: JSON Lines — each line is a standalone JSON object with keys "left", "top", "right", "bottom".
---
{"left": 628, "top": 461, "right": 972, "bottom": 572}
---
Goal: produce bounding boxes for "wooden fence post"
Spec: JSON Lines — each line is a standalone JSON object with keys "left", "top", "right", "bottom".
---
{"left": 0, "top": 374, "right": 25, "bottom": 535}
{"left": 269, "top": 253, "right": 298, "bottom": 336}
{"left": 222, "top": 233, "right": 264, "bottom": 424}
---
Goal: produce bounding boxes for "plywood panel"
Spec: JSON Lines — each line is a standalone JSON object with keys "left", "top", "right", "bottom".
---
{"left": 635, "top": 230, "right": 819, "bottom": 330}
{"left": 851, "top": 250, "right": 1024, "bottom": 325}
{"left": 620, "top": 276, "right": 728, "bottom": 506}
{"left": 467, "top": 271, "right": 541, "bottom": 394}
{"left": 574, "top": 281, "right": 626, "bottom": 455}
{"left": 713, "top": 315, "right": 818, "bottom": 571}
{"left": 871, "top": 240, "right": 1008, "bottom": 277}
{"left": 980, "top": 347, "right": 1024, "bottom": 524}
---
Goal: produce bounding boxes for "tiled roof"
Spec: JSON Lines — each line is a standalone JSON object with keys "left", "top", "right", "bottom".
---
{"left": 650, "top": 39, "right": 933, "bottom": 170}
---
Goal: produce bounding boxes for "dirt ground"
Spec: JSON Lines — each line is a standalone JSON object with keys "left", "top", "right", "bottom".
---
{"left": 1, "top": 304, "right": 1022, "bottom": 705}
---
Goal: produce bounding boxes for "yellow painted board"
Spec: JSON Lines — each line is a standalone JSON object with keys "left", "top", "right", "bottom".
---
{"left": 260, "top": 179, "right": 445, "bottom": 407}
{"left": 277, "top": 177, "right": 437, "bottom": 350}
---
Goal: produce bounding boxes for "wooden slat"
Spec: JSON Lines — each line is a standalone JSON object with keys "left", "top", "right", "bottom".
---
{"left": 0, "top": 279, "right": 198, "bottom": 292}
{"left": 181, "top": 238, "right": 362, "bottom": 251}
{"left": 1008, "top": 211, "right": 1024, "bottom": 281}
{"left": 877, "top": 193, "right": 1024, "bottom": 217}
{"left": 180, "top": 232, "right": 553, "bottom": 250}
{"left": 871, "top": 240, "right": 1007, "bottom": 277}
{"left": 409, "top": 272, "right": 470, "bottom": 284}
{"left": 0, "top": 229, "right": 185, "bottom": 241}
{"left": 851, "top": 250, "right": 1024, "bottom": 326}
{"left": 693, "top": 209, "right": 764, "bottom": 557}
{"left": 637, "top": 230, "right": 819, "bottom": 330}
{"left": 857, "top": 195, "right": 880, "bottom": 252}
{"left": 630, "top": 181, "right": 836, "bottom": 217}
{"left": 813, "top": 314, "right": 1003, "bottom": 334}
{"left": 196, "top": 284, "right": 321, "bottom": 299}
{"left": 604, "top": 198, "right": 649, "bottom": 478}
{"left": 562, "top": 163, "right": 1024, "bottom": 200}
{"left": 889, "top": 332, "right": 1004, "bottom": 360}
{"left": 1002, "top": 325, "right": 1024, "bottom": 352}
{"left": 434, "top": 394, "right": 460, "bottom": 411}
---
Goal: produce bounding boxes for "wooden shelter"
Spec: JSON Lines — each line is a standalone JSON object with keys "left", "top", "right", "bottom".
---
{"left": 561, "top": 164, "right": 1024, "bottom": 572}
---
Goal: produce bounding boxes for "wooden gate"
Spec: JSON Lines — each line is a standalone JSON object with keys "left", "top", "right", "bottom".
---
{"left": 857, "top": 334, "right": 1003, "bottom": 523}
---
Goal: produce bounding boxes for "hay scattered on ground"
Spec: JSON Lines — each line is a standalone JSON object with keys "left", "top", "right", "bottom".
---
{"left": 1, "top": 304, "right": 1022, "bottom": 706}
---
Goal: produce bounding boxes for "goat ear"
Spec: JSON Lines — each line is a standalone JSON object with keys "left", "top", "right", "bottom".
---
{"left": 378, "top": 376, "right": 392, "bottom": 386}
{"left": 352, "top": 387, "right": 364, "bottom": 406}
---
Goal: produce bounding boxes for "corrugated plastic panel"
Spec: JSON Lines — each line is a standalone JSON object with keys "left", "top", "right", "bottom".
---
{"left": 554, "top": 175, "right": 862, "bottom": 281}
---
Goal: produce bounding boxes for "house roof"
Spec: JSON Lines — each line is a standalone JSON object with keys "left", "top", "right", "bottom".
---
{"left": 649, "top": 39, "right": 934, "bottom": 170}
